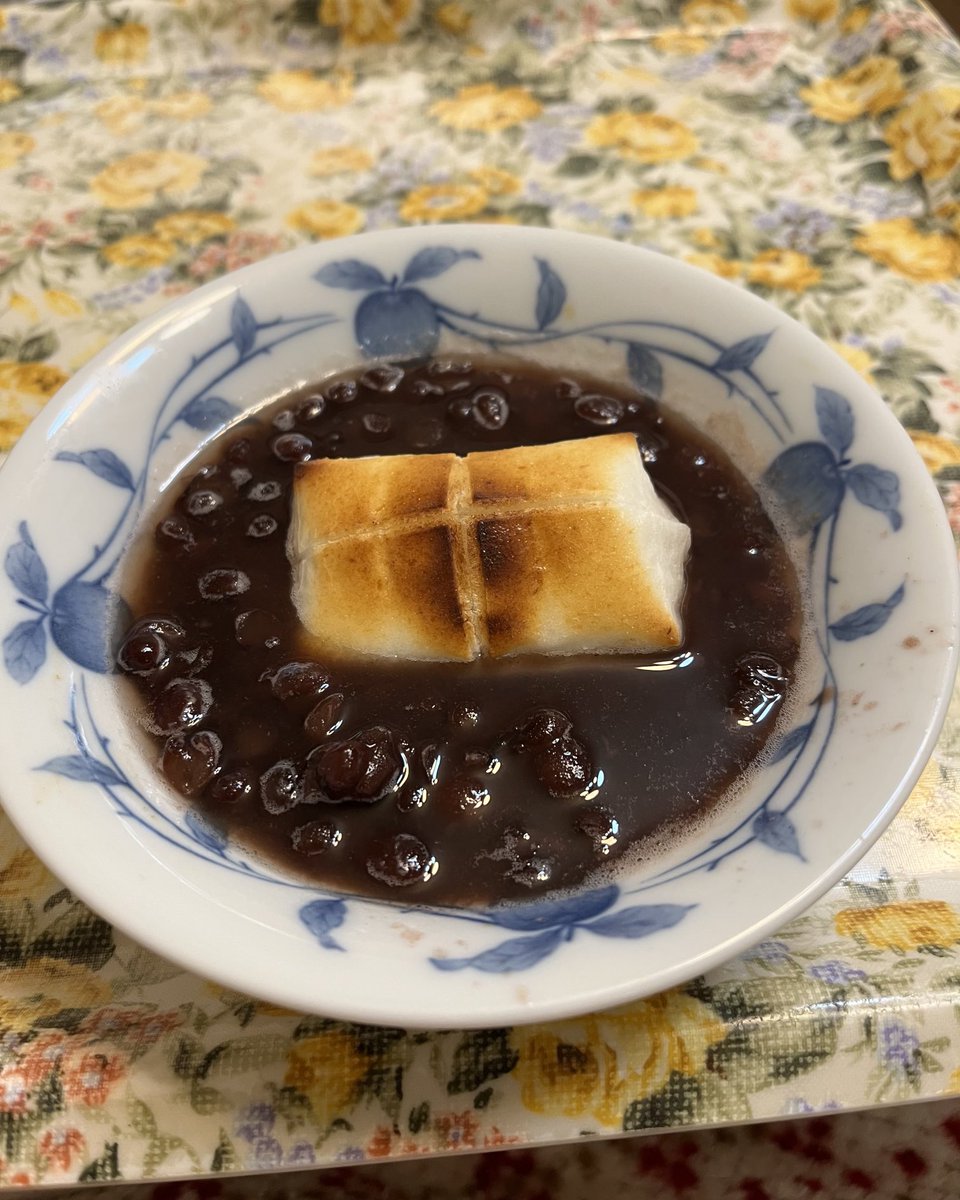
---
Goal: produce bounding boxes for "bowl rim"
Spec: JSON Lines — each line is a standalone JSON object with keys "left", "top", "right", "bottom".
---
{"left": 0, "top": 224, "right": 956, "bottom": 1028}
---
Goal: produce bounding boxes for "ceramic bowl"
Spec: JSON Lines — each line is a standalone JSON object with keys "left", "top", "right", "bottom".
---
{"left": 0, "top": 226, "right": 955, "bottom": 1029}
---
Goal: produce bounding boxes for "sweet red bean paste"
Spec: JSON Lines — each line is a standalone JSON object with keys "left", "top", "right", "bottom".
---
{"left": 116, "top": 358, "right": 802, "bottom": 906}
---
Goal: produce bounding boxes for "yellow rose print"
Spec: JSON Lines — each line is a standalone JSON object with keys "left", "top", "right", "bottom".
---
{"left": 154, "top": 210, "right": 236, "bottom": 244}
{"left": 691, "top": 227, "right": 721, "bottom": 248}
{"left": 286, "top": 199, "right": 364, "bottom": 239}
{"left": 854, "top": 218, "right": 960, "bottom": 283}
{"left": 150, "top": 92, "right": 213, "bottom": 120}
{"left": 318, "top": 0, "right": 418, "bottom": 45}
{"left": 514, "top": 991, "right": 725, "bottom": 1127}
{"left": 826, "top": 341, "right": 874, "bottom": 383}
{"left": 633, "top": 186, "right": 698, "bottom": 218}
{"left": 90, "top": 150, "right": 207, "bottom": 209}
{"left": 653, "top": 31, "right": 710, "bottom": 56}
{"left": 908, "top": 431, "right": 960, "bottom": 476}
{"left": 785, "top": 0, "right": 838, "bottom": 22}
{"left": 680, "top": 0, "right": 747, "bottom": 29}
{"left": 94, "top": 22, "right": 150, "bottom": 65}
{"left": 0, "top": 79, "right": 22, "bottom": 104}
{"left": 685, "top": 251, "right": 741, "bottom": 278}
{"left": 585, "top": 112, "right": 699, "bottom": 164}
{"left": 0, "top": 959, "right": 109, "bottom": 1034}
{"left": 884, "top": 87, "right": 960, "bottom": 183}
{"left": 800, "top": 57, "right": 906, "bottom": 124}
{"left": 468, "top": 166, "right": 521, "bottom": 195}
{"left": 0, "top": 362, "right": 70, "bottom": 453}
{"left": 103, "top": 234, "right": 176, "bottom": 270}
{"left": 9, "top": 293, "right": 39, "bottom": 321}
{"left": 835, "top": 900, "right": 960, "bottom": 950}
{"left": 841, "top": 5, "right": 872, "bottom": 32}
{"left": 399, "top": 183, "right": 488, "bottom": 222}
{"left": 257, "top": 69, "right": 353, "bottom": 112}
{"left": 44, "top": 290, "right": 85, "bottom": 318}
{"left": 747, "top": 248, "right": 822, "bottom": 291}
{"left": 0, "top": 361, "right": 69, "bottom": 398}
{"left": 0, "top": 132, "right": 35, "bottom": 170}
{"left": 430, "top": 84, "right": 542, "bottom": 133}
{"left": 285, "top": 1030, "right": 370, "bottom": 1128}
{"left": 94, "top": 96, "right": 147, "bottom": 136}
{"left": 435, "top": 2, "right": 470, "bottom": 34}
{"left": 309, "top": 145, "right": 375, "bottom": 177}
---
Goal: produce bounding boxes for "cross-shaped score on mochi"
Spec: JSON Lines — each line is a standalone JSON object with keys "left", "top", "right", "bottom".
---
{"left": 286, "top": 432, "right": 691, "bottom": 662}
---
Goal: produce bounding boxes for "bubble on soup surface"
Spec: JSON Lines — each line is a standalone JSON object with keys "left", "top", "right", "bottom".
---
{"left": 511, "top": 709, "right": 572, "bottom": 752}
{"left": 292, "top": 820, "right": 342, "bottom": 856}
{"left": 574, "top": 394, "right": 624, "bottom": 427}
{"left": 185, "top": 489, "right": 223, "bottom": 518}
{"left": 117, "top": 629, "right": 169, "bottom": 676}
{"left": 235, "top": 609, "right": 282, "bottom": 649}
{"left": 361, "top": 412, "right": 393, "bottom": 440}
{"left": 304, "top": 692, "right": 345, "bottom": 740}
{"left": 246, "top": 514, "right": 278, "bottom": 538}
{"left": 260, "top": 759, "right": 302, "bottom": 814}
{"left": 272, "top": 432, "right": 313, "bottom": 462}
{"left": 156, "top": 517, "right": 197, "bottom": 554}
{"left": 469, "top": 388, "right": 510, "bottom": 431}
{"left": 297, "top": 395, "right": 326, "bottom": 422}
{"left": 367, "top": 833, "right": 436, "bottom": 887}
{"left": 247, "top": 481, "right": 282, "bottom": 503}
{"left": 161, "top": 730, "right": 221, "bottom": 796}
{"left": 198, "top": 569, "right": 250, "bottom": 600}
{"left": 360, "top": 364, "right": 404, "bottom": 393}
{"left": 326, "top": 379, "right": 358, "bottom": 405}
{"left": 534, "top": 734, "right": 592, "bottom": 798}
{"left": 307, "top": 726, "right": 403, "bottom": 803}
{"left": 575, "top": 805, "right": 620, "bottom": 854}
{"left": 209, "top": 767, "right": 256, "bottom": 805}
{"left": 150, "top": 677, "right": 213, "bottom": 734}
{"left": 268, "top": 661, "right": 330, "bottom": 702}
{"left": 728, "top": 653, "right": 787, "bottom": 727}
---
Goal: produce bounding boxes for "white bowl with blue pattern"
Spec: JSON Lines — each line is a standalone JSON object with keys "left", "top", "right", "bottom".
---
{"left": 0, "top": 227, "right": 956, "bottom": 1028}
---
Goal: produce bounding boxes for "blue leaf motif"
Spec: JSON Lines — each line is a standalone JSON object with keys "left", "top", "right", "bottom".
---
{"left": 49, "top": 581, "right": 117, "bottom": 673}
{"left": 185, "top": 810, "right": 226, "bottom": 853}
{"left": 714, "top": 332, "right": 772, "bottom": 373}
{"left": 829, "top": 583, "right": 905, "bottom": 642}
{"left": 355, "top": 288, "right": 440, "bottom": 359}
{"left": 300, "top": 898, "right": 347, "bottom": 951}
{"left": 38, "top": 754, "right": 124, "bottom": 788}
{"left": 431, "top": 927, "right": 564, "bottom": 974}
{"left": 586, "top": 903, "right": 693, "bottom": 939}
{"left": 769, "top": 722, "right": 813, "bottom": 764}
{"left": 3, "top": 617, "right": 46, "bottom": 684}
{"left": 761, "top": 442, "right": 844, "bottom": 534}
{"left": 230, "top": 296, "right": 257, "bottom": 357}
{"left": 844, "top": 463, "right": 902, "bottom": 531}
{"left": 815, "top": 387, "right": 854, "bottom": 457}
{"left": 402, "top": 247, "right": 480, "bottom": 284}
{"left": 55, "top": 449, "right": 134, "bottom": 491}
{"left": 488, "top": 885, "right": 619, "bottom": 931}
{"left": 4, "top": 524, "right": 48, "bottom": 603}
{"left": 753, "top": 810, "right": 804, "bottom": 860}
{"left": 626, "top": 343, "right": 663, "bottom": 399}
{"left": 315, "top": 260, "right": 388, "bottom": 291}
{"left": 179, "top": 395, "right": 239, "bottom": 431}
{"left": 534, "top": 258, "right": 566, "bottom": 330}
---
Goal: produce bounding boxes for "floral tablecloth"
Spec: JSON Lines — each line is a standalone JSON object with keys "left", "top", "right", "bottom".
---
{"left": 1, "top": 0, "right": 960, "bottom": 1187}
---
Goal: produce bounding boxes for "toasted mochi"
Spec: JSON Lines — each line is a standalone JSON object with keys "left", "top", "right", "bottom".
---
{"left": 288, "top": 432, "right": 690, "bottom": 661}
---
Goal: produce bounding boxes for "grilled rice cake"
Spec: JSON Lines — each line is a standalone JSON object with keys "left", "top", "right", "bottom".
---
{"left": 288, "top": 433, "right": 691, "bottom": 661}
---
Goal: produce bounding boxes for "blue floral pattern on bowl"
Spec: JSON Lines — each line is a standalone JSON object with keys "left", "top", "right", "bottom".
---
{"left": 1, "top": 227, "right": 949, "bottom": 1027}
{"left": 1, "top": 245, "right": 907, "bottom": 974}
